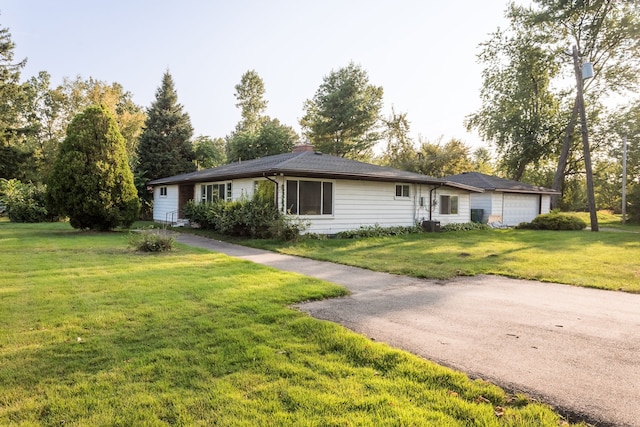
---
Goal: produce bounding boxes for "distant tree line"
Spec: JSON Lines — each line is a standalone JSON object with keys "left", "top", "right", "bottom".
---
{"left": 2, "top": 1, "right": 639, "bottom": 227}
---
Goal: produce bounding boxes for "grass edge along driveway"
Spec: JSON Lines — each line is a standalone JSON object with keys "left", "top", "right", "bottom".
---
{"left": 241, "top": 228, "right": 640, "bottom": 293}
{"left": 0, "top": 222, "right": 584, "bottom": 426}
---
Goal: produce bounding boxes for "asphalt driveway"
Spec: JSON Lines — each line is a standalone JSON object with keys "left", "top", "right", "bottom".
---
{"left": 176, "top": 233, "right": 640, "bottom": 427}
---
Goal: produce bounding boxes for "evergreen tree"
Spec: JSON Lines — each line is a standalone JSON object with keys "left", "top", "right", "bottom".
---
{"left": 47, "top": 105, "right": 140, "bottom": 230}
{"left": 136, "top": 71, "right": 195, "bottom": 182}
{"left": 301, "top": 63, "right": 383, "bottom": 159}
{"left": 0, "top": 20, "right": 30, "bottom": 180}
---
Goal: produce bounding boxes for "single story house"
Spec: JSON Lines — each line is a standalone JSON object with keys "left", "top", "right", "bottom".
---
{"left": 147, "top": 148, "right": 483, "bottom": 234}
{"left": 444, "top": 172, "right": 560, "bottom": 226}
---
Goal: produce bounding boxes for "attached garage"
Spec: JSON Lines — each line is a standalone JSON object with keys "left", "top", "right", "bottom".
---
{"left": 503, "top": 193, "right": 540, "bottom": 226}
{"left": 444, "top": 172, "right": 560, "bottom": 227}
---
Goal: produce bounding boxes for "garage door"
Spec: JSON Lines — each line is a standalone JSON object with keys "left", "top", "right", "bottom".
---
{"left": 503, "top": 194, "right": 539, "bottom": 226}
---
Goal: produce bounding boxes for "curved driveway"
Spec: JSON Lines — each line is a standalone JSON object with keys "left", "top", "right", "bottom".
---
{"left": 176, "top": 233, "right": 640, "bottom": 427}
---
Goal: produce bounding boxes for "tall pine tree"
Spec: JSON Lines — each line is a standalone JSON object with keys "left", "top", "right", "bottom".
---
{"left": 136, "top": 71, "right": 195, "bottom": 183}
{"left": 0, "top": 20, "right": 30, "bottom": 180}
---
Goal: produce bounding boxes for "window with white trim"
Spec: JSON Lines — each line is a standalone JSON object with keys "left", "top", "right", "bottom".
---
{"left": 395, "top": 184, "right": 410, "bottom": 198}
{"left": 159, "top": 187, "right": 168, "bottom": 197}
{"left": 286, "top": 180, "right": 333, "bottom": 215}
{"left": 440, "top": 195, "right": 458, "bottom": 215}
{"left": 201, "top": 183, "right": 231, "bottom": 203}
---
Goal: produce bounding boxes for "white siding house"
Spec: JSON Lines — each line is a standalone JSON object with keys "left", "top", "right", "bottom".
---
{"left": 149, "top": 151, "right": 483, "bottom": 234}
{"left": 445, "top": 172, "right": 560, "bottom": 226}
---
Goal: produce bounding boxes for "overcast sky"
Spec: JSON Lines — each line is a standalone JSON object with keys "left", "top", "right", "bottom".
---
{"left": 3, "top": 0, "right": 525, "bottom": 150}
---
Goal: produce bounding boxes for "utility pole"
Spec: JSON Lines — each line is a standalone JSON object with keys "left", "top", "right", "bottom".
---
{"left": 622, "top": 135, "right": 627, "bottom": 224}
{"left": 572, "top": 45, "right": 599, "bottom": 231}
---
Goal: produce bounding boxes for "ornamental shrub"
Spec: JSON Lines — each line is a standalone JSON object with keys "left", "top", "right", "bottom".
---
{"left": 0, "top": 179, "right": 57, "bottom": 223}
{"left": 516, "top": 212, "right": 586, "bottom": 230}
{"left": 440, "top": 222, "right": 490, "bottom": 232}
{"left": 182, "top": 183, "right": 307, "bottom": 240}
{"left": 336, "top": 224, "right": 423, "bottom": 239}
{"left": 46, "top": 105, "right": 140, "bottom": 231}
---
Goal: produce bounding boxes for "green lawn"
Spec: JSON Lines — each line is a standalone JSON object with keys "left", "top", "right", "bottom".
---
{"left": 238, "top": 225, "right": 640, "bottom": 293}
{"left": 0, "top": 222, "right": 581, "bottom": 426}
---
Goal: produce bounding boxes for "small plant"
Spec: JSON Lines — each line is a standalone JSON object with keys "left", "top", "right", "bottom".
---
{"left": 516, "top": 212, "right": 587, "bottom": 231}
{"left": 129, "top": 227, "right": 175, "bottom": 252}
{"left": 336, "top": 224, "right": 423, "bottom": 239}
{"left": 441, "top": 222, "right": 490, "bottom": 232}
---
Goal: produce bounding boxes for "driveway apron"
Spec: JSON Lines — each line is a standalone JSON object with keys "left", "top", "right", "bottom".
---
{"left": 175, "top": 233, "right": 640, "bottom": 427}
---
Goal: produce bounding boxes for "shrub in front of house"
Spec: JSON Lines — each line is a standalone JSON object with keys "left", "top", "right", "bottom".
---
{"left": 183, "top": 197, "right": 307, "bottom": 240}
{"left": 440, "top": 222, "right": 490, "bottom": 232}
{"left": 516, "top": 212, "right": 587, "bottom": 230}
{"left": 336, "top": 224, "right": 423, "bottom": 239}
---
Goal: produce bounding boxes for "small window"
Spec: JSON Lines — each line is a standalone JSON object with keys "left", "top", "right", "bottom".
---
{"left": 440, "top": 195, "right": 459, "bottom": 215}
{"left": 159, "top": 187, "right": 167, "bottom": 197}
{"left": 395, "top": 184, "right": 410, "bottom": 198}
{"left": 226, "top": 182, "right": 232, "bottom": 201}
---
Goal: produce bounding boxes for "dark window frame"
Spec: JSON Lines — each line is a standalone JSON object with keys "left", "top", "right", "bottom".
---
{"left": 286, "top": 179, "right": 334, "bottom": 216}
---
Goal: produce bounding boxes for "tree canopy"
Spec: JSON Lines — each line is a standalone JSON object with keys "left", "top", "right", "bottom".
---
{"left": 46, "top": 104, "right": 139, "bottom": 230}
{"left": 234, "top": 70, "right": 267, "bottom": 133}
{"left": 301, "top": 63, "right": 383, "bottom": 159}
{"left": 226, "top": 70, "right": 298, "bottom": 162}
{"left": 468, "top": 0, "right": 640, "bottom": 209}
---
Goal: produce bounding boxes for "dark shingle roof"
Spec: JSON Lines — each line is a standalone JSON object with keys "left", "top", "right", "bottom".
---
{"left": 147, "top": 151, "right": 482, "bottom": 192}
{"left": 444, "top": 172, "right": 560, "bottom": 195}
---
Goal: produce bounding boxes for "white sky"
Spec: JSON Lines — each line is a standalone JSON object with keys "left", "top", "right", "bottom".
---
{"left": 2, "top": 0, "right": 526, "bottom": 150}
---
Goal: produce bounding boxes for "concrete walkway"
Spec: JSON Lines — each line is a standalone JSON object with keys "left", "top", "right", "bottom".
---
{"left": 175, "top": 233, "right": 640, "bottom": 427}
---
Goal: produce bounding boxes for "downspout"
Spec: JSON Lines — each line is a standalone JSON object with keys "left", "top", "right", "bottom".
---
{"left": 429, "top": 184, "right": 443, "bottom": 221}
{"left": 263, "top": 174, "right": 279, "bottom": 211}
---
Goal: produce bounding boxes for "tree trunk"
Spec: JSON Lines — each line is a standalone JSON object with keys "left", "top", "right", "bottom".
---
{"left": 550, "top": 97, "right": 579, "bottom": 209}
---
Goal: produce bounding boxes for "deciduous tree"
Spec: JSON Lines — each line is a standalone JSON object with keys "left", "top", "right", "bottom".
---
{"left": 193, "top": 135, "right": 226, "bottom": 169}
{"left": 227, "top": 118, "right": 297, "bottom": 162}
{"left": 234, "top": 70, "right": 267, "bottom": 133}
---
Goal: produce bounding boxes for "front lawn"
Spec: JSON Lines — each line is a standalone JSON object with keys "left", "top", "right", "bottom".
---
{"left": 242, "top": 227, "right": 640, "bottom": 293}
{"left": 0, "top": 222, "right": 580, "bottom": 426}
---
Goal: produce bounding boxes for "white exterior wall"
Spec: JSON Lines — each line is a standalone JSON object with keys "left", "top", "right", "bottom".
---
{"left": 153, "top": 184, "right": 180, "bottom": 223}
{"left": 152, "top": 177, "right": 474, "bottom": 234}
{"left": 540, "top": 195, "right": 551, "bottom": 214}
{"left": 469, "top": 193, "right": 493, "bottom": 223}
{"left": 469, "top": 191, "right": 552, "bottom": 225}
{"left": 283, "top": 179, "right": 417, "bottom": 234}
{"left": 276, "top": 177, "right": 472, "bottom": 234}
{"left": 426, "top": 187, "right": 472, "bottom": 225}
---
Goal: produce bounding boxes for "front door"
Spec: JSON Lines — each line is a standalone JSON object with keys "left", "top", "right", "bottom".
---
{"left": 178, "top": 184, "right": 194, "bottom": 219}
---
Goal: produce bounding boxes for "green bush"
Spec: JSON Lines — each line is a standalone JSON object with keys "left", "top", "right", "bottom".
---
{"left": 182, "top": 188, "right": 307, "bottom": 241}
{"left": 441, "top": 222, "right": 490, "bottom": 232}
{"left": 129, "top": 228, "right": 174, "bottom": 252}
{"left": 516, "top": 212, "right": 587, "bottom": 230}
{"left": 0, "top": 179, "right": 58, "bottom": 223}
{"left": 336, "top": 224, "right": 423, "bottom": 239}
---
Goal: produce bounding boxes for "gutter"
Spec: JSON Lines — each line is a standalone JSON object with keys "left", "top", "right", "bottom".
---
{"left": 429, "top": 184, "right": 444, "bottom": 221}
